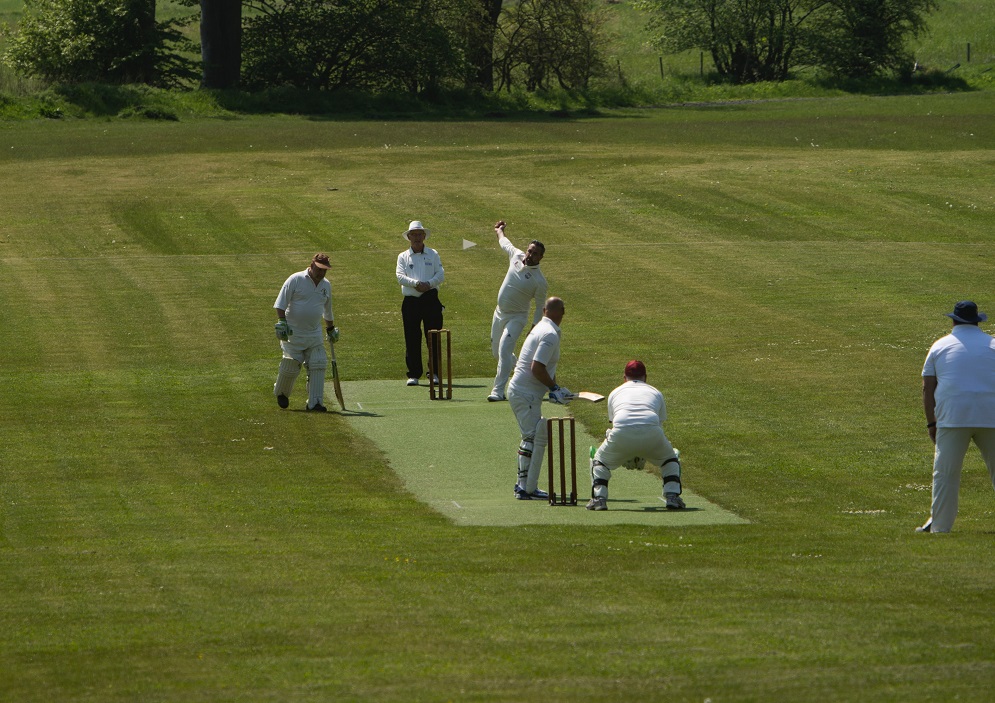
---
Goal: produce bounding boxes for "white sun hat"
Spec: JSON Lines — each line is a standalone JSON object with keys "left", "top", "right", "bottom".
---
{"left": 403, "top": 220, "right": 430, "bottom": 240}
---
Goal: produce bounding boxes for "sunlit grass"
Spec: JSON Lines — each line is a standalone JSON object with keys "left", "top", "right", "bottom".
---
{"left": 1, "top": 94, "right": 994, "bottom": 700}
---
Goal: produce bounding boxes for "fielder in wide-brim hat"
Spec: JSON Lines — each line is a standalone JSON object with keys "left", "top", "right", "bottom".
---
{"left": 918, "top": 299, "right": 995, "bottom": 533}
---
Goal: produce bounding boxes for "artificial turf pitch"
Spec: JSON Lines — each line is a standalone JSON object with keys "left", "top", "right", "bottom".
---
{"left": 341, "top": 377, "right": 748, "bottom": 527}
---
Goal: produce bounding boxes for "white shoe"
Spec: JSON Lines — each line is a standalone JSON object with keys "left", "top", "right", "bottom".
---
{"left": 431, "top": 374, "right": 440, "bottom": 384}
{"left": 487, "top": 393, "right": 506, "bottom": 402}
{"left": 586, "top": 496, "right": 607, "bottom": 511}
{"left": 406, "top": 378, "right": 418, "bottom": 386}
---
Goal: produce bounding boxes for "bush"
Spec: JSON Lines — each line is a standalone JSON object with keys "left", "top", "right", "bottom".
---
{"left": 3, "top": 0, "right": 197, "bottom": 87}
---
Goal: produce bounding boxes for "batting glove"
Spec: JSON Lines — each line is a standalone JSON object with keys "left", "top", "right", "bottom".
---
{"left": 275, "top": 319, "right": 292, "bottom": 341}
{"left": 327, "top": 327, "right": 340, "bottom": 344}
{"left": 549, "top": 385, "right": 573, "bottom": 405}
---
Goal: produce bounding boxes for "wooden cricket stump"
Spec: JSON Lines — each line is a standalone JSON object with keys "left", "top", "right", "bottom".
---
{"left": 427, "top": 328, "right": 452, "bottom": 400}
{"left": 547, "top": 417, "right": 578, "bottom": 506}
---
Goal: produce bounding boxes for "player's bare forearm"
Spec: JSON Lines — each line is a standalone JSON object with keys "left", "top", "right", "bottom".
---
{"left": 923, "top": 375, "right": 938, "bottom": 443}
{"left": 531, "top": 360, "right": 555, "bottom": 390}
{"left": 922, "top": 376, "right": 937, "bottom": 422}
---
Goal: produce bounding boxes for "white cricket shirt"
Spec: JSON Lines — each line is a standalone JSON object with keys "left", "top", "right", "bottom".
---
{"left": 396, "top": 246, "right": 444, "bottom": 296}
{"left": 922, "top": 324, "right": 995, "bottom": 428}
{"left": 274, "top": 270, "right": 334, "bottom": 341}
{"left": 496, "top": 236, "right": 547, "bottom": 324}
{"left": 607, "top": 380, "right": 666, "bottom": 428}
{"left": 508, "top": 316, "right": 561, "bottom": 396}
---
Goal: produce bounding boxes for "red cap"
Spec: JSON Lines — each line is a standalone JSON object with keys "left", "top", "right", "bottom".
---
{"left": 624, "top": 360, "right": 646, "bottom": 379}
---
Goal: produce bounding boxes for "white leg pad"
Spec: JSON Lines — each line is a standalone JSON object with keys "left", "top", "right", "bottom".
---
{"left": 525, "top": 418, "right": 549, "bottom": 494}
{"left": 591, "top": 459, "right": 611, "bottom": 499}
{"left": 304, "top": 345, "right": 328, "bottom": 409}
{"left": 517, "top": 438, "right": 534, "bottom": 487}
{"left": 661, "top": 457, "right": 682, "bottom": 495}
{"left": 274, "top": 357, "right": 301, "bottom": 397}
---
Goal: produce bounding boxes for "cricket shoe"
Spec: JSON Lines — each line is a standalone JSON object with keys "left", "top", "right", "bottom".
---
{"left": 664, "top": 493, "right": 686, "bottom": 510}
{"left": 586, "top": 496, "right": 607, "bottom": 511}
{"left": 515, "top": 486, "right": 549, "bottom": 500}
{"left": 406, "top": 378, "right": 419, "bottom": 386}
{"left": 277, "top": 394, "right": 289, "bottom": 409}
{"left": 307, "top": 403, "right": 328, "bottom": 412}
{"left": 431, "top": 374, "right": 440, "bottom": 384}
{"left": 915, "top": 519, "right": 932, "bottom": 533}
{"left": 487, "top": 393, "right": 506, "bottom": 402}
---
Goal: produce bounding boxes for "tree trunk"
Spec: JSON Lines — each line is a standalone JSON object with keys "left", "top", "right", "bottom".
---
{"left": 201, "top": 0, "right": 242, "bottom": 89}
{"left": 467, "top": 0, "right": 503, "bottom": 90}
{"left": 130, "top": 0, "right": 158, "bottom": 84}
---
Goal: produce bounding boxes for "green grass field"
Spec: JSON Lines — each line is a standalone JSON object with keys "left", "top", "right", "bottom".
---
{"left": 2, "top": 93, "right": 995, "bottom": 701}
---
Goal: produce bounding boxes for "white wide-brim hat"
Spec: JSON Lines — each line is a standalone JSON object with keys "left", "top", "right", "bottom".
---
{"left": 403, "top": 220, "right": 430, "bottom": 240}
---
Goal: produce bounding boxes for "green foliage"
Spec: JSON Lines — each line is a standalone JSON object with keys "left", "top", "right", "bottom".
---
{"left": 636, "top": 0, "right": 943, "bottom": 83}
{"left": 494, "top": 0, "right": 611, "bottom": 91}
{"left": 241, "top": 0, "right": 475, "bottom": 93}
{"left": 804, "top": 0, "right": 939, "bottom": 79}
{"left": 2, "top": 0, "right": 197, "bottom": 86}
{"left": 636, "top": 0, "right": 817, "bottom": 82}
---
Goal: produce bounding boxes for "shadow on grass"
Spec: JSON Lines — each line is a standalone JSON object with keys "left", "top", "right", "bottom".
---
{"left": 32, "top": 82, "right": 617, "bottom": 122}
{"left": 285, "top": 408, "right": 381, "bottom": 417}
{"left": 17, "top": 73, "right": 980, "bottom": 123}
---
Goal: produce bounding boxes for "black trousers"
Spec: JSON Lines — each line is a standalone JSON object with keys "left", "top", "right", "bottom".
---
{"left": 402, "top": 289, "right": 444, "bottom": 379}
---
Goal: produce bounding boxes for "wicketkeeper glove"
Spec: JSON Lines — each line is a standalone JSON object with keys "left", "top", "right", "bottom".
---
{"left": 327, "top": 327, "right": 340, "bottom": 344}
{"left": 275, "top": 319, "right": 292, "bottom": 341}
{"left": 548, "top": 385, "right": 573, "bottom": 405}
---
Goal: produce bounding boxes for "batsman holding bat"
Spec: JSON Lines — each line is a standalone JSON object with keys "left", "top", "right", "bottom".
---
{"left": 488, "top": 220, "right": 547, "bottom": 402}
{"left": 586, "top": 360, "right": 685, "bottom": 511}
{"left": 272, "top": 253, "right": 339, "bottom": 412}
{"left": 507, "top": 297, "right": 572, "bottom": 500}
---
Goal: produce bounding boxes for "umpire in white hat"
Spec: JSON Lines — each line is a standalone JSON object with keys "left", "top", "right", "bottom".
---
{"left": 396, "top": 220, "right": 445, "bottom": 385}
{"left": 919, "top": 300, "right": 995, "bottom": 533}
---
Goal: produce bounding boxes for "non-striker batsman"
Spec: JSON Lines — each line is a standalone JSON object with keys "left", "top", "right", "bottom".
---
{"left": 273, "top": 253, "right": 339, "bottom": 412}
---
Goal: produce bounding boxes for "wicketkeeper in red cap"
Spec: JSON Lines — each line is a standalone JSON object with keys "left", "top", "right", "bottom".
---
{"left": 586, "top": 360, "right": 685, "bottom": 511}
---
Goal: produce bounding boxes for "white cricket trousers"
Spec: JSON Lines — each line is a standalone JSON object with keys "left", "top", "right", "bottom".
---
{"left": 508, "top": 386, "right": 547, "bottom": 493}
{"left": 930, "top": 427, "right": 995, "bottom": 532}
{"left": 593, "top": 424, "right": 680, "bottom": 499}
{"left": 490, "top": 309, "right": 528, "bottom": 397}
{"left": 594, "top": 424, "right": 677, "bottom": 470}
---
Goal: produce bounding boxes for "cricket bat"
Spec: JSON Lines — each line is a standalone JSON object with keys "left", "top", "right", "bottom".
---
{"left": 329, "top": 343, "right": 346, "bottom": 411}
{"left": 575, "top": 391, "right": 605, "bottom": 402}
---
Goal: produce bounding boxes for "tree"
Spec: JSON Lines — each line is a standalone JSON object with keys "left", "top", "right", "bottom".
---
{"left": 804, "top": 0, "right": 938, "bottom": 79}
{"left": 200, "top": 0, "right": 242, "bottom": 88}
{"left": 241, "top": 0, "right": 472, "bottom": 93}
{"left": 4, "top": 0, "right": 196, "bottom": 86}
{"left": 637, "top": 0, "right": 827, "bottom": 83}
{"left": 495, "top": 0, "right": 609, "bottom": 92}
